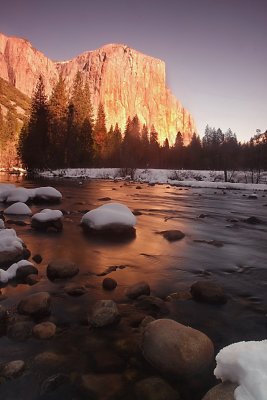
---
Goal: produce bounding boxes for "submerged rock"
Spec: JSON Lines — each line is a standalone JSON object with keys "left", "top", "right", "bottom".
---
{"left": 64, "top": 283, "right": 86, "bottom": 296}
{"left": 125, "top": 281, "right": 151, "bottom": 299}
{"left": 16, "top": 264, "right": 38, "bottom": 281}
{"left": 202, "top": 382, "right": 237, "bottom": 400}
{"left": 244, "top": 216, "right": 262, "bottom": 224}
{"left": 79, "top": 373, "right": 125, "bottom": 399}
{"left": 18, "top": 292, "right": 51, "bottom": 316}
{"left": 102, "top": 277, "right": 117, "bottom": 290}
{"left": 47, "top": 260, "right": 79, "bottom": 281}
{"left": 0, "top": 360, "right": 25, "bottom": 379}
{"left": 134, "top": 377, "right": 181, "bottom": 400}
{"left": 142, "top": 319, "right": 214, "bottom": 379}
{"left": 191, "top": 281, "right": 227, "bottom": 304}
{"left": 7, "top": 321, "right": 34, "bottom": 341}
{"left": 135, "top": 295, "right": 169, "bottom": 317}
{"left": 89, "top": 300, "right": 120, "bottom": 327}
{"left": 32, "top": 254, "right": 42, "bottom": 264}
{"left": 32, "top": 321, "right": 56, "bottom": 339}
{"left": 159, "top": 230, "right": 185, "bottom": 242}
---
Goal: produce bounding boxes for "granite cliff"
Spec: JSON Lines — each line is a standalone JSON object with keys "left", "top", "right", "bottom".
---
{"left": 0, "top": 32, "right": 195, "bottom": 144}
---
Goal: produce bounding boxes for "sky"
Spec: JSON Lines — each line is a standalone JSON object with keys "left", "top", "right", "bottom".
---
{"left": 1, "top": 0, "right": 266, "bottom": 141}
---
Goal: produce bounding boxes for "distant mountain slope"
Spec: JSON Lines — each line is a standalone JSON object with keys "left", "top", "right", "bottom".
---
{"left": 0, "top": 32, "right": 195, "bottom": 144}
{"left": 0, "top": 77, "right": 30, "bottom": 123}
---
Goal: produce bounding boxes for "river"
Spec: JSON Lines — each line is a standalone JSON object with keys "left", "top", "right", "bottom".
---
{"left": 0, "top": 174, "right": 266, "bottom": 399}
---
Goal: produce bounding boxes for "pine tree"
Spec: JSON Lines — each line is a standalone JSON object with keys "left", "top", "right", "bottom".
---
{"left": 19, "top": 75, "right": 49, "bottom": 170}
{"left": 93, "top": 102, "right": 107, "bottom": 164}
{"left": 149, "top": 125, "right": 160, "bottom": 167}
{"left": 140, "top": 124, "right": 150, "bottom": 167}
{"left": 121, "top": 115, "right": 141, "bottom": 168}
{"left": 48, "top": 74, "right": 68, "bottom": 167}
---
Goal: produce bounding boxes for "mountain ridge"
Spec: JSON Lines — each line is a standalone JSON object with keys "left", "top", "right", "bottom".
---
{"left": 0, "top": 32, "right": 195, "bottom": 144}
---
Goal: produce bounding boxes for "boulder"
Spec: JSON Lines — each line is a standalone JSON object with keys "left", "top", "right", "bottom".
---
{"left": 4, "top": 202, "right": 32, "bottom": 215}
{"left": 89, "top": 300, "right": 120, "bottom": 327}
{"left": 142, "top": 319, "right": 214, "bottom": 379}
{"left": 191, "top": 281, "right": 227, "bottom": 304}
{"left": 135, "top": 295, "right": 169, "bottom": 317}
{"left": 31, "top": 209, "right": 63, "bottom": 232}
{"left": 125, "top": 281, "right": 150, "bottom": 299}
{"left": 32, "top": 321, "right": 56, "bottom": 339}
{"left": 47, "top": 260, "right": 79, "bottom": 281}
{"left": 0, "top": 360, "right": 25, "bottom": 379}
{"left": 202, "top": 382, "right": 237, "bottom": 400}
{"left": 102, "top": 277, "right": 117, "bottom": 290}
{"left": 134, "top": 377, "right": 181, "bottom": 400}
{"left": 64, "top": 283, "right": 86, "bottom": 296}
{"left": 18, "top": 292, "right": 51, "bottom": 316}
{"left": 0, "top": 228, "right": 26, "bottom": 268}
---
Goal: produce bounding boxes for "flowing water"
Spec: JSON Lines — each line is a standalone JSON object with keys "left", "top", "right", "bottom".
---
{"left": 0, "top": 174, "right": 267, "bottom": 399}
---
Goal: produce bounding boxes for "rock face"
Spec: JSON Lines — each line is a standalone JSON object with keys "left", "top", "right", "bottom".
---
{"left": 0, "top": 32, "right": 195, "bottom": 145}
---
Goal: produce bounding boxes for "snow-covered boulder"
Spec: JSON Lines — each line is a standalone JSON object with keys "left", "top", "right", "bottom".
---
{"left": 0, "top": 229, "right": 28, "bottom": 268}
{"left": 81, "top": 203, "right": 136, "bottom": 238}
{"left": 0, "top": 260, "right": 34, "bottom": 283}
{"left": 4, "top": 202, "right": 32, "bottom": 216}
{"left": 31, "top": 209, "right": 63, "bottom": 232}
{"left": 0, "top": 219, "right": 5, "bottom": 229}
{"left": 214, "top": 340, "right": 267, "bottom": 400}
{"left": 34, "top": 187, "right": 62, "bottom": 203}
{"left": 142, "top": 319, "right": 214, "bottom": 379}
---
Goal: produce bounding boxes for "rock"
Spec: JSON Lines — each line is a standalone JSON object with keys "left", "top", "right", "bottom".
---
{"left": 31, "top": 215, "right": 63, "bottom": 232}
{"left": 166, "top": 291, "right": 192, "bottom": 301}
{"left": 140, "top": 316, "right": 155, "bottom": 329}
{"left": 7, "top": 321, "right": 34, "bottom": 341}
{"left": 32, "top": 321, "right": 56, "bottom": 339}
{"left": 25, "top": 274, "right": 40, "bottom": 285}
{"left": 136, "top": 186, "right": 142, "bottom": 189}
{"left": 4, "top": 202, "right": 32, "bottom": 215}
{"left": 79, "top": 373, "right": 125, "bottom": 400}
{"left": 102, "top": 277, "right": 117, "bottom": 290}
{"left": 0, "top": 360, "right": 25, "bottom": 379}
{"left": 202, "top": 382, "right": 237, "bottom": 400}
{"left": 135, "top": 295, "right": 169, "bottom": 317}
{"left": 133, "top": 210, "right": 143, "bottom": 216}
{"left": 125, "top": 281, "right": 151, "bottom": 299}
{"left": 32, "top": 254, "right": 42, "bottom": 264}
{"left": 40, "top": 373, "right": 69, "bottom": 395}
{"left": 134, "top": 377, "right": 181, "bottom": 400}
{"left": 64, "top": 283, "right": 86, "bottom": 296}
{"left": 47, "top": 260, "right": 79, "bottom": 281}
{"left": 248, "top": 194, "right": 258, "bottom": 199}
{"left": 142, "top": 319, "right": 214, "bottom": 378}
{"left": 0, "top": 228, "right": 27, "bottom": 268}
{"left": 34, "top": 351, "right": 65, "bottom": 367}
{"left": 159, "top": 230, "right": 185, "bottom": 242}
{"left": 18, "top": 292, "right": 51, "bottom": 316}
{"left": 89, "top": 300, "right": 120, "bottom": 327}
{"left": 15, "top": 265, "right": 38, "bottom": 281}
{"left": 191, "top": 281, "right": 227, "bottom": 304}
{"left": 98, "top": 197, "right": 112, "bottom": 201}
{"left": 244, "top": 216, "right": 262, "bottom": 224}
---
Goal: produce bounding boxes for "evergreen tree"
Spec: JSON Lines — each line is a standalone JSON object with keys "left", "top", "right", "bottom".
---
{"left": 48, "top": 74, "right": 68, "bottom": 167}
{"left": 19, "top": 75, "right": 49, "bottom": 170}
{"left": 121, "top": 115, "right": 141, "bottom": 168}
{"left": 149, "top": 125, "right": 160, "bottom": 167}
{"left": 140, "top": 124, "right": 150, "bottom": 167}
{"left": 93, "top": 102, "right": 107, "bottom": 164}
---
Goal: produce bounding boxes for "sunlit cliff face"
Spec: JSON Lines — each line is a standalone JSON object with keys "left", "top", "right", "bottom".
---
{"left": 0, "top": 33, "right": 196, "bottom": 144}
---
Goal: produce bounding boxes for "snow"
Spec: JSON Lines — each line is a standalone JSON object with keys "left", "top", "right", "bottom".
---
{"left": 32, "top": 209, "right": 63, "bottom": 222}
{"left": 214, "top": 340, "right": 267, "bottom": 400}
{"left": 81, "top": 203, "right": 136, "bottom": 230}
{"left": 0, "top": 259, "right": 34, "bottom": 283}
{"left": 4, "top": 202, "right": 32, "bottom": 215}
{"left": 0, "top": 229, "right": 24, "bottom": 253}
{"left": 39, "top": 168, "right": 267, "bottom": 191}
{"left": 0, "top": 184, "right": 62, "bottom": 203}
{"left": 0, "top": 220, "right": 5, "bottom": 229}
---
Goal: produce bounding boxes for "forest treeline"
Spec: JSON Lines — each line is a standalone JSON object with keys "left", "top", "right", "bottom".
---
{"left": 0, "top": 73, "right": 266, "bottom": 180}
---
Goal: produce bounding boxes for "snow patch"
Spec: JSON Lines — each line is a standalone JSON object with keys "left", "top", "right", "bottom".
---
{"left": 4, "top": 202, "right": 32, "bottom": 215}
{"left": 0, "top": 184, "right": 62, "bottom": 203}
{"left": 32, "top": 209, "right": 63, "bottom": 223}
{"left": 0, "top": 259, "right": 34, "bottom": 283}
{"left": 0, "top": 220, "right": 5, "bottom": 229}
{"left": 0, "top": 229, "right": 24, "bottom": 253}
{"left": 214, "top": 340, "right": 267, "bottom": 400}
{"left": 81, "top": 203, "right": 136, "bottom": 230}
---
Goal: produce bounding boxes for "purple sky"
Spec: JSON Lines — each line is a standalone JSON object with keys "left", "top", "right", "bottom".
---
{"left": 1, "top": 0, "right": 266, "bottom": 141}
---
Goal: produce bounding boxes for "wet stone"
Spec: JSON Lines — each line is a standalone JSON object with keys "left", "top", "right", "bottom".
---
{"left": 40, "top": 373, "right": 69, "bottom": 395}
{"left": 16, "top": 265, "right": 38, "bottom": 281}
{"left": 64, "top": 283, "right": 87, "bottom": 296}
{"left": 32, "top": 254, "right": 42, "bottom": 264}
{"left": 7, "top": 321, "right": 34, "bottom": 341}
{"left": 125, "top": 281, "right": 151, "bottom": 299}
{"left": 135, "top": 295, "right": 169, "bottom": 317}
{"left": 32, "top": 321, "right": 56, "bottom": 339}
{"left": 89, "top": 300, "right": 120, "bottom": 327}
{"left": 18, "top": 292, "right": 51, "bottom": 316}
{"left": 159, "top": 230, "right": 185, "bottom": 242}
{"left": 102, "top": 277, "right": 117, "bottom": 290}
{"left": 25, "top": 274, "right": 40, "bottom": 286}
{"left": 0, "top": 360, "right": 25, "bottom": 379}
{"left": 47, "top": 260, "right": 79, "bottom": 281}
{"left": 134, "top": 377, "right": 181, "bottom": 400}
{"left": 191, "top": 281, "right": 228, "bottom": 304}
{"left": 202, "top": 382, "right": 237, "bottom": 400}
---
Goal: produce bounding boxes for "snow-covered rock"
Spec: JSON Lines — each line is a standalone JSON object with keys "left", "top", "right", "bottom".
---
{"left": 0, "top": 184, "right": 62, "bottom": 204}
{"left": 0, "top": 219, "right": 5, "bottom": 229}
{"left": 214, "top": 340, "right": 267, "bottom": 400}
{"left": 0, "top": 260, "right": 34, "bottom": 283}
{"left": 0, "top": 228, "right": 26, "bottom": 267}
{"left": 31, "top": 209, "right": 63, "bottom": 232}
{"left": 81, "top": 203, "right": 136, "bottom": 237}
{"left": 4, "top": 202, "right": 32, "bottom": 215}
